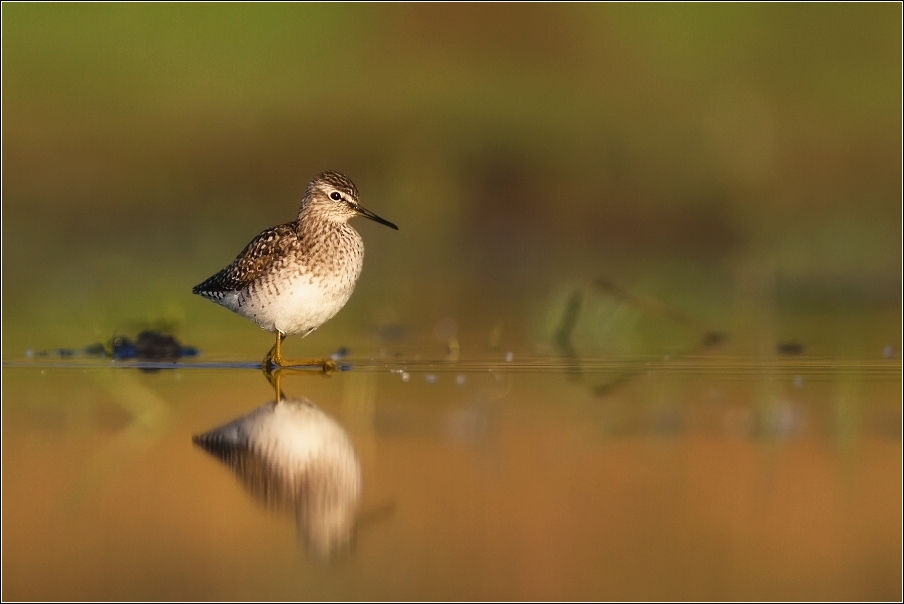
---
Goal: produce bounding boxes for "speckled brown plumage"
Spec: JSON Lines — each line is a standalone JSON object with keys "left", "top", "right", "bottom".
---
{"left": 193, "top": 224, "right": 302, "bottom": 298}
{"left": 192, "top": 171, "right": 397, "bottom": 368}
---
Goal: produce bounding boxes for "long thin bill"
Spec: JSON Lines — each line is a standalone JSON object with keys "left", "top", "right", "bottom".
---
{"left": 356, "top": 205, "right": 399, "bottom": 230}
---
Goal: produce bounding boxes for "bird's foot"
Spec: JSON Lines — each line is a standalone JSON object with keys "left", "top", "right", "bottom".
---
{"left": 262, "top": 339, "right": 336, "bottom": 374}
{"left": 280, "top": 357, "right": 338, "bottom": 374}
{"left": 261, "top": 354, "right": 337, "bottom": 382}
{"left": 262, "top": 340, "right": 283, "bottom": 371}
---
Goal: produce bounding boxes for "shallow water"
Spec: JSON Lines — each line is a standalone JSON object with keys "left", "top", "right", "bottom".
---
{"left": 2, "top": 353, "right": 900, "bottom": 600}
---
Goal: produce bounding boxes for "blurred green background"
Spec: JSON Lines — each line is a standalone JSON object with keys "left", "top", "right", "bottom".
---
{"left": 2, "top": 3, "right": 900, "bottom": 359}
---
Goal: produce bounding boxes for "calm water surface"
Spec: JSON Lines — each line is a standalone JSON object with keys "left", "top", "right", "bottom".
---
{"left": 2, "top": 354, "right": 901, "bottom": 600}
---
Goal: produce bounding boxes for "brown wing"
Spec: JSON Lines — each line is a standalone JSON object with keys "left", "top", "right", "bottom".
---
{"left": 193, "top": 223, "right": 300, "bottom": 295}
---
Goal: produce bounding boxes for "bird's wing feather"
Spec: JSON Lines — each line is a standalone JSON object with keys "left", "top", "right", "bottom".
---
{"left": 193, "top": 223, "right": 300, "bottom": 294}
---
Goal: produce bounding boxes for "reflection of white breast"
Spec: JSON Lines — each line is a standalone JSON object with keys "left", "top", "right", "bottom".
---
{"left": 193, "top": 398, "right": 362, "bottom": 559}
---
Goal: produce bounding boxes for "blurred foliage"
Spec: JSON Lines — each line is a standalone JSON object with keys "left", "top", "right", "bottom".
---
{"left": 2, "top": 4, "right": 900, "bottom": 357}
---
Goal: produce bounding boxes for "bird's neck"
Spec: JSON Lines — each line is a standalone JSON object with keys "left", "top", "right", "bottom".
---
{"left": 295, "top": 215, "right": 357, "bottom": 248}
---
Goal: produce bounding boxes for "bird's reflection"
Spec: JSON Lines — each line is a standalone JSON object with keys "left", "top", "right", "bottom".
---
{"left": 193, "top": 392, "right": 362, "bottom": 560}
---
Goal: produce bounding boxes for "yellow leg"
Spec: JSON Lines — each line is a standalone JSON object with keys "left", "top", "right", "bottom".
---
{"left": 263, "top": 332, "right": 286, "bottom": 368}
{"left": 263, "top": 359, "right": 337, "bottom": 405}
{"left": 264, "top": 365, "right": 285, "bottom": 403}
{"left": 261, "top": 331, "right": 339, "bottom": 373}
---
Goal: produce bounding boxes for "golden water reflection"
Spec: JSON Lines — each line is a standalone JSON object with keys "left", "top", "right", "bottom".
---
{"left": 193, "top": 395, "right": 362, "bottom": 560}
{"left": 1, "top": 358, "right": 900, "bottom": 600}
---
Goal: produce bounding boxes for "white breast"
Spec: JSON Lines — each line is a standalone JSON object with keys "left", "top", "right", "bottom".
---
{"left": 246, "top": 272, "right": 358, "bottom": 335}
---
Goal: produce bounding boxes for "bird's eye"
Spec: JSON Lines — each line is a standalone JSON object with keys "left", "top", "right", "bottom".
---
{"left": 330, "top": 192, "right": 342, "bottom": 201}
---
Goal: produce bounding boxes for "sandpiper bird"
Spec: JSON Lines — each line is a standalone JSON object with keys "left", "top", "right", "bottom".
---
{"left": 192, "top": 171, "right": 397, "bottom": 371}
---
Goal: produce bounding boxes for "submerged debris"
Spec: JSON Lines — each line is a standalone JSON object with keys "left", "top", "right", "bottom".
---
{"left": 27, "top": 330, "right": 199, "bottom": 362}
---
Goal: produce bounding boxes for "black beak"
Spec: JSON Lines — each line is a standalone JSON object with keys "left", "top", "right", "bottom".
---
{"left": 355, "top": 204, "right": 398, "bottom": 230}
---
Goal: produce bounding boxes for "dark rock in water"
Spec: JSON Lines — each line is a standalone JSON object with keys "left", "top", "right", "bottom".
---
{"left": 134, "top": 331, "right": 190, "bottom": 360}
{"left": 111, "top": 331, "right": 199, "bottom": 361}
{"left": 29, "top": 330, "right": 199, "bottom": 362}
{"left": 113, "top": 331, "right": 199, "bottom": 368}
